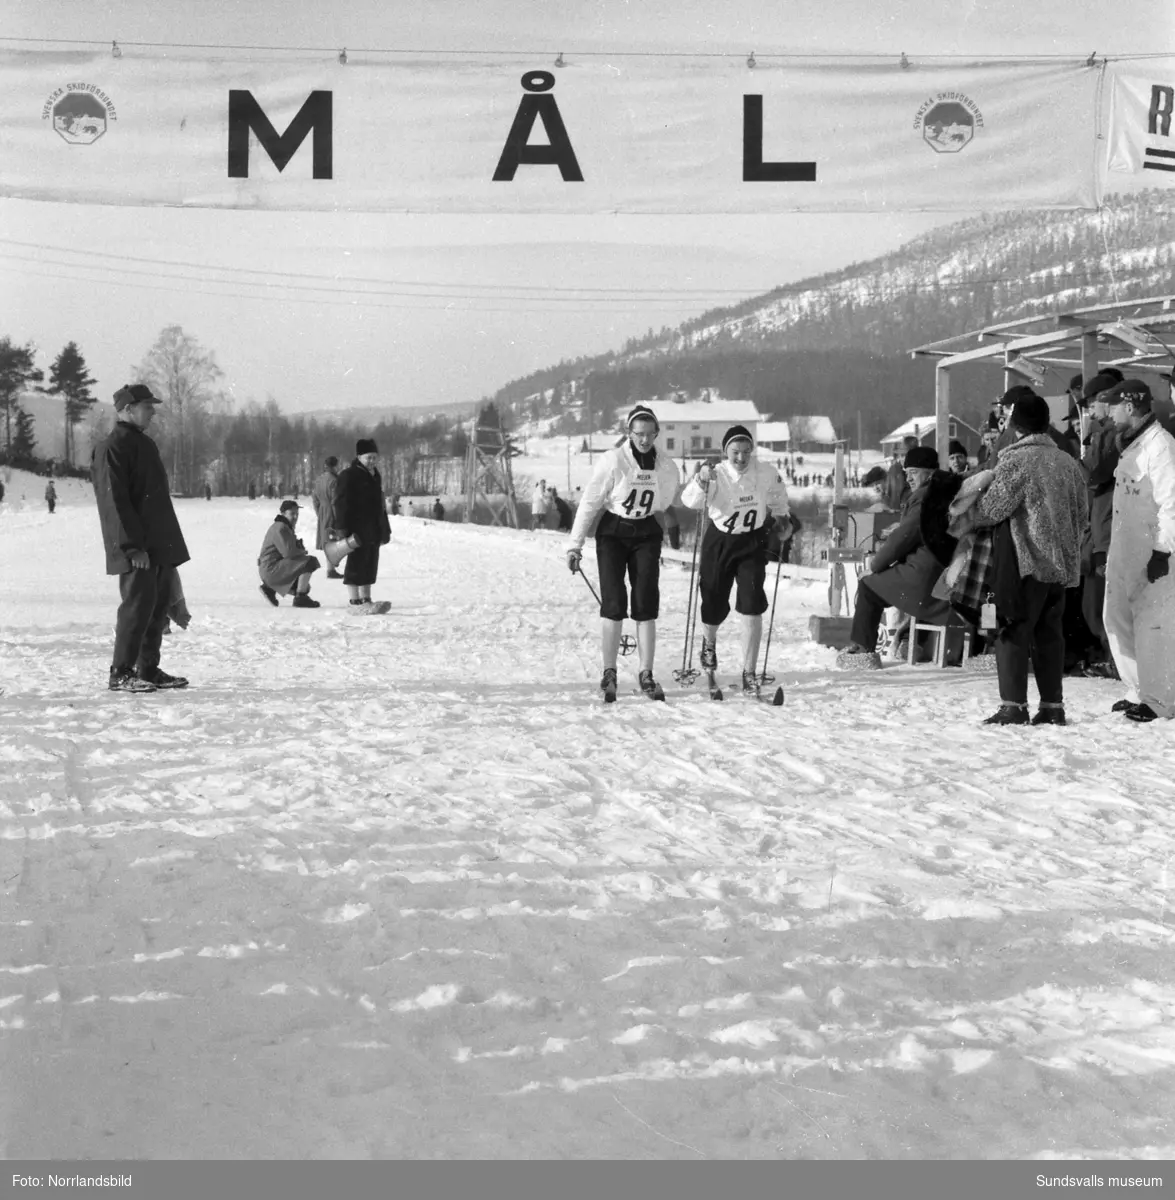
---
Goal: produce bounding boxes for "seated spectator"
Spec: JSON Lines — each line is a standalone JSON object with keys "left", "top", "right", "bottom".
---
{"left": 432, "top": 497, "right": 445, "bottom": 521}
{"left": 947, "top": 440, "right": 969, "bottom": 476}
{"left": 258, "top": 499, "right": 322, "bottom": 609}
{"left": 836, "top": 447, "right": 965, "bottom": 669}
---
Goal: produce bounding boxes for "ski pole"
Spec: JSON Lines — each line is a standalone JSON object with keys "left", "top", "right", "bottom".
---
{"left": 758, "top": 537, "right": 786, "bottom": 686}
{"left": 574, "top": 563, "right": 636, "bottom": 656}
{"left": 675, "top": 482, "right": 707, "bottom": 685}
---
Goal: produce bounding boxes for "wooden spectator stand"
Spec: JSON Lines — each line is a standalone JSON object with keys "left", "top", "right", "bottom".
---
{"left": 909, "top": 293, "right": 1175, "bottom": 457}
{"left": 463, "top": 411, "right": 520, "bottom": 528}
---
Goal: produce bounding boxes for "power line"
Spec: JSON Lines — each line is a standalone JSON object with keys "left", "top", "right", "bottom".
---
{"left": 0, "top": 260, "right": 709, "bottom": 315}
{"left": 0, "top": 35, "right": 1170, "bottom": 60}
{"left": 0, "top": 238, "right": 768, "bottom": 298}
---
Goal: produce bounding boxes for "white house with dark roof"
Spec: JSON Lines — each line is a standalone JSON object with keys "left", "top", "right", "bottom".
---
{"left": 653, "top": 397, "right": 762, "bottom": 459}
{"left": 880, "top": 413, "right": 983, "bottom": 458}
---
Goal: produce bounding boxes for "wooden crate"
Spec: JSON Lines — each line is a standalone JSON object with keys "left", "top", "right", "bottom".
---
{"left": 808, "top": 615, "right": 855, "bottom": 650}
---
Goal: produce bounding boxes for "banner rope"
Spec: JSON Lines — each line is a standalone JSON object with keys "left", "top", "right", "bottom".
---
{"left": 0, "top": 36, "right": 1171, "bottom": 62}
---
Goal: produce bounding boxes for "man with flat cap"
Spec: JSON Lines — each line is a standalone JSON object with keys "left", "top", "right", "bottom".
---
{"left": 1101, "top": 379, "right": 1175, "bottom": 722}
{"left": 91, "top": 383, "right": 191, "bottom": 692}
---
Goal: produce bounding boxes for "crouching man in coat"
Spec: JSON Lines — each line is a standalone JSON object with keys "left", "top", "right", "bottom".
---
{"left": 837, "top": 446, "right": 965, "bottom": 670}
{"left": 258, "top": 499, "right": 321, "bottom": 608}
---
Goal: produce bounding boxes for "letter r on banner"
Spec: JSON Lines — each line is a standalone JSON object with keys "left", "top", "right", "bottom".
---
{"left": 227, "top": 90, "right": 333, "bottom": 178}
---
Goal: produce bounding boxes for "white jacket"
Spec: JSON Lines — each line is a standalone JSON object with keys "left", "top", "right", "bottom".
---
{"left": 1108, "top": 419, "right": 1175, "bottom": 579}
{"left": 680, "top": 458, "right": 789, "bottom": 536}
{"left": 566, "top": 443, "right": 681, "bottom": 552}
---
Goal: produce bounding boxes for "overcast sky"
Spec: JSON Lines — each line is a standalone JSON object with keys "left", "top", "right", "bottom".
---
{"left": 2, "top": 0, "right": 1170, "bottom": 415}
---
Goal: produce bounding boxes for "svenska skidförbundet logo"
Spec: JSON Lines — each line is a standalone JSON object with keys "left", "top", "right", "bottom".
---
{"left": 913, "top": 92, "right": 984, "bottom": 153}
{"left": 42, "top": 84, "right": 117, "bottom": 144}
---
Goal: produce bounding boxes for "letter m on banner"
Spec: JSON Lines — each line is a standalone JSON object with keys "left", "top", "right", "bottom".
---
{"left": 227, "top": 90, "right": 333, "bottom": 178}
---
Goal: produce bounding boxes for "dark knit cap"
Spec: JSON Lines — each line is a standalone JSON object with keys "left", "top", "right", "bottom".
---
{"left": 1101, "top": 378, "right": 1153, "bottom": 409}
{"left": 1010, "top": 392, "right": 1051, "bottom": 434}
{"left": 324, "top": 455, "right": 338, "bottom": 468}
{"left": 356, "top": 438, "right": 378, "bottom": 456}
{"left": 947, "top": 439, "right": 967, "bottom": 458}
{"left": 626, "top": 404, "right": 659, "bottom": 432}
{"left": 113, "top": 383, "right": 161, "bottom": 410}
{"left": 722, "top": 424, "right": 754, "bottom": 452}
{"left": 999, "top": 384, "right": 1039, "bottom": 409}
{"left": 1082, "top": 369, "right": 1126, "bottom": 401}
{"left": 904, "top": 446, "right": 939, "bottom": 470}
{"left": 861, "top": 465, "right": 887, "bottom": 487}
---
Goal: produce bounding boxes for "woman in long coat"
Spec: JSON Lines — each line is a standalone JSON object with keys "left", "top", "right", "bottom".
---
{"left": 334, "top": 438, "right": 392, "bottom": 614}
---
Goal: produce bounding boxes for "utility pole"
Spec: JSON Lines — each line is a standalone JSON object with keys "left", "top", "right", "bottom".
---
{"left": 586, "top": 381, "right": 593, "bottom": 466}
{"left": 857, "top": 410, "right": 863, "bottom": 471}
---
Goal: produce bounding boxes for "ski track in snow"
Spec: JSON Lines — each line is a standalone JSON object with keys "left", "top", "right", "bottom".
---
{"left": 1, "top": 480, "right": 1174, "bottom": 1158}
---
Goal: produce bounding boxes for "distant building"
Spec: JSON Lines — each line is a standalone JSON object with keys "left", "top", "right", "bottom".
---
{"left": 656, "top": 397, "right": 761, "bottom": 459}
{"left": 755, "top": 421, "right": 791, "bottom": 452}
{"left": 881, "top": 413, "right": 983, "bottom": 458}
{"left": 788, "top": 415, "right": 839, "bottom": 452}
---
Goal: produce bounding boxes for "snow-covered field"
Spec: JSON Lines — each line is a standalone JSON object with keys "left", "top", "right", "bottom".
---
{"left": 2, "top": 470, "right": 1174, "bottom": 1160}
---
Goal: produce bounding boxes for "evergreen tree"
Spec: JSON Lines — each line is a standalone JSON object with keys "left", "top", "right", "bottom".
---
{"left": 0, "top": 338, "right": 44, "bottom": 460}
{"left": 10, "top": 404, "right": 37, "bottom": 462}
{"left": 45, "top": 341, "right": 96, "bottom": 466}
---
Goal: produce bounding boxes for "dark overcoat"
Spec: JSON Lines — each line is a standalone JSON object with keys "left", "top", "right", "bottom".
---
{"left": 334, "top": 460, "right": 391, "bottom": 547}
{"left": 91, "top": 420, "right": 190, "bottom": 575}
{"left": 861, "top": 471, "right": 962, "bottom": 617}
{"left": 258, "top": 515, "right": 321, "bottom": 594}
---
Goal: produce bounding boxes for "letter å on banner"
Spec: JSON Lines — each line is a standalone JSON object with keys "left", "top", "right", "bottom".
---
{"left": 1, "top": 49, "right": 1104, "bottom": 213}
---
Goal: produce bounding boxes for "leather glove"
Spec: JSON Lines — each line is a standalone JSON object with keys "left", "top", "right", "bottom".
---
{"left": 566, "top": 549, "right": 582, "bottom": 573}
{"left": 1146, "top": 550, "right": 1170, "bottom": 583}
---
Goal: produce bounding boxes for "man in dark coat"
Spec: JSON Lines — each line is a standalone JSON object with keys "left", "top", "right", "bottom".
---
{"left": 258, "top": 500, "right": 321, "bottom": 608}
{"left": 311, "top": 455, "right": 342, "bottom": 579}
{"left": 91, "top": 383, "right": 191, "bottom": 692}
{"left": 837, "top": 446, "right": 964, "bottom": 669}
{"left": 334, "top": 438, "right": 391, "bottom": 614}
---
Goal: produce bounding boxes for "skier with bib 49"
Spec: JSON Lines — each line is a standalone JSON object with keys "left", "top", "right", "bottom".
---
{"left": 565, "top": 405, "right": 682, "bottom": 702}
{"left": 681, "top": 425, "right": 790, "bottom": 697}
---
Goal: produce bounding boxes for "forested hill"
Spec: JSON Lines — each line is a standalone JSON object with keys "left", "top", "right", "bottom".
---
{"left": 490, "top": 190, "right": 1173, "bottom": 446}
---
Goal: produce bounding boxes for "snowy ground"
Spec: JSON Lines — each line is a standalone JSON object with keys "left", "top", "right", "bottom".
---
{"left": 1, "top": 471, "right": 1174, "bottom": 1160}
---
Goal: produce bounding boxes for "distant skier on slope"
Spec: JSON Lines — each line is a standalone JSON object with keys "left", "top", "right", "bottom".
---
{"left": 680, "top": 425, "right": 789, "bottom": 696}
{"left": 565, "top": 404, "right": 682, "bottom": 702}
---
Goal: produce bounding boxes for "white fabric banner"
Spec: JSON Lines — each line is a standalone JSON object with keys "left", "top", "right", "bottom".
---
{"left": 1107, "top": 60, "right": 1175, "bottom": 180}
{"left": 0, "top": 50, "right": 1103, "bottom": 212}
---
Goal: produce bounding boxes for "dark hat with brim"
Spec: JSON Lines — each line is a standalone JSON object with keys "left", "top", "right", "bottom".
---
{"left": 1102, "top": 378, "right": 1153, "bottom": 409}
{"left": 904, "top": 446, "right": 939, "bottom": 471}
{"left": 999, "top": 384, "right": 1039, "bottom": 409}
{"left": 113, "top": 383, "right": 161, "bottom": 410}
{"left": 1081, "top": 369, "right": 1125, "bottom": 402}
{"left": 279, "top": 499, "right": 302, "bottom": 513}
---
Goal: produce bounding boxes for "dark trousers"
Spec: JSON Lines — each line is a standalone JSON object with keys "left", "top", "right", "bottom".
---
{"left": 113, "top": 564, "right": 171, "bottom": 675}
{"left": 995, "top": 577, "right": 1066, "bottom": 705}
{"left": 1081, "top": 555, "right": 1109, "bottom": 656}
{"left": 849, "top": 577, "right": 888, "bottom": 650}
{"left": 699, "top": 524, "right": 767, "bottom": 625}
{"left": 596, "top": 530, "right": 663, "bottom": 621}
